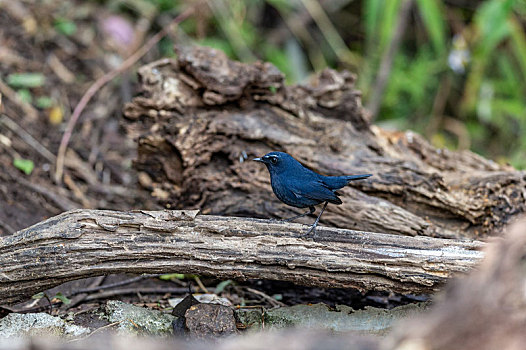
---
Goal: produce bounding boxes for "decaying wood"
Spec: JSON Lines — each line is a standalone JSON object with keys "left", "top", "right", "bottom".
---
{"left": 123, "top": 46, "right": 526, "bottom": 239}
{"left": 2, "top": 217, "right": 525, "bottom": 350}
{"left": 0, "top": 209, "right": 483, "bottom": 305}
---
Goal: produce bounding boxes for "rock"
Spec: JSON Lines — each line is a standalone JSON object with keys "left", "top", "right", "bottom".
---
{"left": 236, "top": 302, "right": 428, "bottom": 335}
{"left": 185, "top": 303, "right": 237, "bottom": 338}
{"left": 0, "top": 313, "right": 90, "bottom": 339}
{"left": 171, "top": 294, "right": 200, "bottom": 336}
{"left": 103, "top": 300, "right": 176, "bottom": 336}
{"left": 171, "top": 294, "right": 201, "bottom": 318}
{"left": 169, "top": 293, "right": 232, "bottom": 308}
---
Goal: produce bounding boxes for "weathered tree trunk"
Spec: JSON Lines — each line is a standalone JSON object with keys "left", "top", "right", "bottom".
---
{"left": 0, "top": 210, "right": 483, "bottom": 305}
{"left": 123, "top": 46, "right": 526, "bottom": 240}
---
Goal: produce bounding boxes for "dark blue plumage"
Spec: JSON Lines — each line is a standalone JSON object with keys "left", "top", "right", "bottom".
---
{"left": 254, "top": 151, "right": 372, "bottom": 236}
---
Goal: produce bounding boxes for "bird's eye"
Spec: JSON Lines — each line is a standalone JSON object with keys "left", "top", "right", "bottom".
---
{"left": 270, "top": 157, "right": 278, "bottom": 164}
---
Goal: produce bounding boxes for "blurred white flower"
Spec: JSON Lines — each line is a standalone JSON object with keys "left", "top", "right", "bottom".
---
{"left": 448, "top": 34, "right": 470, "bottom": 74}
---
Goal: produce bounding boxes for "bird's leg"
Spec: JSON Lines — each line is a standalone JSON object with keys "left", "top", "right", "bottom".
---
{"left": 282, "top": 206, "right": 316, "bottom": 223}
{"left": 302, "top": 202, "right": 328, "bottom": 237}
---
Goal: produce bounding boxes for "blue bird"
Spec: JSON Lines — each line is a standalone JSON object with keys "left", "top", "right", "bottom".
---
{"left": 253, "top": 151, "right": 372, "bottom": 236}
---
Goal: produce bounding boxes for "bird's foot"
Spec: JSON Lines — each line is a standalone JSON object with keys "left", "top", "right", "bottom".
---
{"left": 299, "top": 224, "right": 317, "bottom": 238}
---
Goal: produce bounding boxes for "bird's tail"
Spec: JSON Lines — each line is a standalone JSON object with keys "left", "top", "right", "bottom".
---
{"left": 345, "top": 174, "right": 373, "bottom": 181}
{"left": 322, "top": 173, "right": 372, "bottom": 189}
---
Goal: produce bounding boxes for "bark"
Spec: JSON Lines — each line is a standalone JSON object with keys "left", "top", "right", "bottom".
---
{"left": 0, "top": 209, "right": 483, "bottom": 305}
{"left": 123, "top": 46, "right": 526, "bottom": 239}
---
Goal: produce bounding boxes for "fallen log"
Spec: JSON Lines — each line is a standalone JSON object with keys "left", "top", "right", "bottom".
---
{"left": 123, "top": 46, "right": 526, "bottom": 239}
{"left": 0, "top": 209, "right": 483, "bottom": 305}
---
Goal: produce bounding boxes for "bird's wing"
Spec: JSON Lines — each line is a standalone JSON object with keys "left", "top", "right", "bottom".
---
{"left": 290, "top": 180, "right": 342, "bottom": 205}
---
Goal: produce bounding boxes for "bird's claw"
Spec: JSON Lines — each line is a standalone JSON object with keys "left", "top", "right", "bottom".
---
{"left": 299, "top": 225, "right": 317, "bottom": 238}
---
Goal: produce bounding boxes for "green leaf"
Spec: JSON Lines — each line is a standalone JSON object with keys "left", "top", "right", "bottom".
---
{"left": 509, "top": 17, "right": 526, "bottom": 83}
{"left": 492, "top": 98, "right": 525, "bottom": 117}
{"left": 474, "top": 0, "right": 514, "bottom": 55}
{"left": 415, "top": 0, "right": 447, "bottom": 54}
{"left": 7, "top": 73, "right": 45, "bottom": 88}
{"left": 54, "top": 18, "right": 77, "bottom": 36}
{"left": 13, "top": 158, "right": 34, "bottom": 175}
{"left": 463, "top": 0, "right": 515, "bottom": 114}
{"left": 363, "top": 0, "right": 383, "bottom": 49}
{"left": 17, "top": 89, "right": 32, "bottom": 104}
{"left": 52, "top": 292, "right": 71, "bottom": 305}
{"left": 159, "top": 273, "right": 186, "bottom": 280}
{"left": 263, "top": 43, "right": 291, "bottom": 78}
{"left": 32, "top": 292, "right": 45, "bottom": 300}
{"left": 36, "top": 96, "right": 54, "bottom": 109}
{"left": 379, "top": 0, "right": 403, "bottom": 53}
{"left": 214, "top": 280, "right": 233, "bottom": 294}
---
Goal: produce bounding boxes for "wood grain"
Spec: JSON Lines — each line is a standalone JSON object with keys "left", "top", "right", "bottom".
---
{"left": 0, "top": 209, "right": 484, "bottom": 305}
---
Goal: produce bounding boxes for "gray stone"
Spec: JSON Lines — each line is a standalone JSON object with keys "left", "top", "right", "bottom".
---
{"left": 237, "top": 302, "right": 428, "bottom": 335}
{"left": 169, "top": 293, "right": 232, "bottom": 307}
{"left": 103, "top": 300, "right": 177, "bottom": 336}
{"left": 0, "top": 313, "right": 90, "bottom": 339}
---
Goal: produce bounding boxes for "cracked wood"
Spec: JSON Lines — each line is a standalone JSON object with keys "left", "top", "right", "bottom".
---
{"left": 0, "top": 209, "right": 483, "bottom": 305}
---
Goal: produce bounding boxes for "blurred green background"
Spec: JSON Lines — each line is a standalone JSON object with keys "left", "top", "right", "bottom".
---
{"left": 165, "top": 0, "right": 526, "bottom": 169}
{"left": 4, "top": 0, "right": 526, "bottom": 168}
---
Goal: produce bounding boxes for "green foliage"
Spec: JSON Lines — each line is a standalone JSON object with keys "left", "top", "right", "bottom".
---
{"left": 382, "top": 48, "right": 443, "bottom": 128}
{"left": 36, "top": 96, "right": 54, "bottom": 109}
{"left": 159, "top": 273, "right": 186, "bottom": 280}
{"left": 414, "top": 0, "right": 447, "bottom": 55}
{"left": 363, "top": 0, "right": 382, "bottom": 52}
{"left": 214, "top": 280, "right": 234, "bottom": 294}
{"left": 158, "top": 37, "right": 175, "bottom": 57}
{"left": 151, "top": 0, "right": 180, "bottom": 13}
{"left": 109, "top": 0, "right": 526, "bottom": 168}
{"left": 32, "top": 292, "right": 45, "bottom": 299}
{"left": 474, "top": 0, "right": 514, "bottom": 55}
{"left": 364, "top": 0, "right": 526, "bottom": 168}
{"left": 53, "top": 292, "right": 72, "bottom": 305}
{"left": 31, "top": 292, "right": 71, "bottom": 305}
{"left": 159, "top": 273, "right": 199, "bottom": 281}
{"left": 378, "top": 0, "right": 402, "bottom": 54}
{"left": 262, "top": 43, "right": 294, "bottom": 81}
{"left": 16, "top": 89, "right": 32, "bottom": 104}
{"left": 7, "top": 73, "right": 45, "bottom": 88}
{"left": 54, "top": 18, "right": 77, "bottom": 36}
{"left": 13, "top": 158, "right": 34, "bottom": 175}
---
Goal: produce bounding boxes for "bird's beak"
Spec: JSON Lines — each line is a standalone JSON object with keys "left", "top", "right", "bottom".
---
{"left": 253, "top": 157, "right": 264, "bottom": 163}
